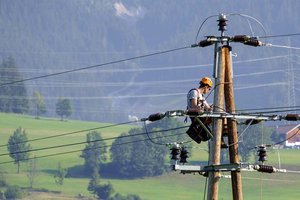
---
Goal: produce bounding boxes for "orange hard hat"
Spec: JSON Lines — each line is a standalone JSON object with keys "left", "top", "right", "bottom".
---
{"left": 200, "top": 77, "right": 213, "bottom": 87}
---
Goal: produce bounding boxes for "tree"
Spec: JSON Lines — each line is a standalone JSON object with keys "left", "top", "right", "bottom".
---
{"left": 110, "top": 118, "right": 186, "bottom": 178}
{"left": 32, "top": 91, "right": 46, "bottom": 119}
{"left": 93, "top": 183, "right": 114, "bottom": 200}
{"left": 0, "top": 57, "right": 29, "bottom": 114}
{"left": 80, "top": 131, "right": 107, "bottom": 174}
{"left": 27, "top": 156, "right": 38, "bottom": 188}
{"left": 87, "top": 168, "right": 101, "bottom": 196}
{"left": 110, "top": 120, "right": 182, "bottom": 177}
{"left": 54, "top": 162, "right": 67, "bottom": 190}
{"left": 55, "top": 97, "right": 72, "bottom": 121}
{"left": 0, "top": 171, "right": 7, "bottom": 187}
{"left": 7, "top": 127, "right": 31, "bottom": 173}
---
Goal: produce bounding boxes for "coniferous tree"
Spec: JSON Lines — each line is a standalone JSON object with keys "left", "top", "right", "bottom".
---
{"left": 0, "top": 57, "right": 29, "bottom": 114}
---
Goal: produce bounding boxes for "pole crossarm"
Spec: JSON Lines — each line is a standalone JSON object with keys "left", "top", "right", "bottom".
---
{"left": 172, "top": 163, "right": 300, "bottom": 175}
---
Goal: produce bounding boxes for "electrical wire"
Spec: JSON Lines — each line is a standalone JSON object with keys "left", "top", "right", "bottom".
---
{"left": 248, "top": 127, "right": 300, "bottom": 151}
{"left": 143, "top": 121, "right": 191, "bottom": 145}
{"left": 0, "top": 120, "right": 138, "bottom": 148}
{"left": 0, "top": 45, "right": 191, "bottom": 87}
{"left": 266, "top": 44, "right": 300, "bottom": 50}
{"left": 195, "top": 14, "right": 219, "bottom": 43}
{"left": 227, "top": 119, "right": 254, "bottom": 147}
{"left": 273, "top": 127, "right": 300, "bottom": 146}
{"left": 0, "top": 125, "right": 189, "bottom": 156}
{"left": 0, "top": 132, "right": 185, "bottom": 165}
{"left": 259, "top": 33, "right": 300, "bottom": 39}
{"left": 195, "top": 13, "right": 268, "bottom": 43}
{"left": 236, "top": 106, "right": 300, "bottom": 113}
{"left": 1, "top": 54, "right": 290, "bottom": 75}
{"left": 229, "top": 13, "right": 267, "bottom": 43}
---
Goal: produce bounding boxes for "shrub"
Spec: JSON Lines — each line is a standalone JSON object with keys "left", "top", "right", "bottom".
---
{"left": 5, "top": 185, "right": 23, "bottom": 199}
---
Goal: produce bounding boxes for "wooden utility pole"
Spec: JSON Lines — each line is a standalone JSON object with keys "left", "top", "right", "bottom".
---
{"left": 224, "top": 46, "right": 243, "bottom": 200}
{"left": 207, "top": 46, "right": 226, "bottom": 200}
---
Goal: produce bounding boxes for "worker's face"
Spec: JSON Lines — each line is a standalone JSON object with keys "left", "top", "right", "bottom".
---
{"left": 204, "top": 86, "right": 211, "bottom": 94}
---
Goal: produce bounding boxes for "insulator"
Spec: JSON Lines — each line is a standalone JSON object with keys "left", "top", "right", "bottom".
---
{"left": 256, "top": 165, "right": 275, "bottom": 173}
{"left": 179, "top": 147, "right": 189, "bottom": 164}
{"left": 148, "top": 113, "right": 166, "bottom": 122}
{"left": 199, "top": 39, "right": 214, "bottom": 47}
{"left": 170, "top": 145, "right": 181, "bottom": 160}
{"left": 186, "top": 108, "right": 203, "bottom": 116}
{"left": 284, "top": 114, "right": 300, "bottom": 121}
{"left": 232, "top": 35, "right": 250, "bottom": 43}
{"left": 218, "top": 14, "right": 227, "bottom": 32}
{"left": 257, "top": 146, "right": 267, "bottom": 163}
{"left": 244, "top": 40, "right": 263, "bottom": 47}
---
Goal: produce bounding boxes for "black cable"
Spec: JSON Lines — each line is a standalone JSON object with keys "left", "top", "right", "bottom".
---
{"left": 143, "top": 121, "right": 191, "bottom": 145}
{"left": 273, "top": 127, "right": 300, "bottom": 146}
{"left": 248, "top": 127, "right": 300, "bottom": 151}
{"left": 143, "top": 121, "right": 166, "bottom": 145}
{"left": 0, "top": 125, "right": 189, "bottom": 157}
{"left": 0, "top": 46, "right": 191, "bottom": 87}
{"left": 0, "top": 132, "right": 184, "bottom": 165}
{"left": 0, "top": 120, "right": 137, "bottom": 148}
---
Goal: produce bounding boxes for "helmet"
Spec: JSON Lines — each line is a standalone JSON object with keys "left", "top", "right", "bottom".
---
{"left": 200, "top": 77, "right": 213, "bottom": 87}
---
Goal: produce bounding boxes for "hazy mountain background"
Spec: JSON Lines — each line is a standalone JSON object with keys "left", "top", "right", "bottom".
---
{"left": 1, "top": 0, "right": 299, "bottom": 122}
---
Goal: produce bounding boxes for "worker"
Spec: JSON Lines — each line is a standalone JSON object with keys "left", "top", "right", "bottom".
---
{"left": 186, "top": 77, "right": 213, "bottom": 143}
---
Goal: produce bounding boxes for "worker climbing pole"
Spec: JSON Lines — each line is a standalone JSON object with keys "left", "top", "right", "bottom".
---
{"left": 142, "top": 13, "right": 300, "bottom": 200}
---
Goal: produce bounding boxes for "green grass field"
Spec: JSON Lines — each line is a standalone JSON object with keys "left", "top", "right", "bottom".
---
{"left": 1, "top": 112, "right": 300, "bottom": 200}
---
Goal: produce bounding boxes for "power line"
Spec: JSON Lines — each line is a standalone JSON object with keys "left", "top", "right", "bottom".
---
{"left": 1, "top": 54, "right": 290, "bottom": 75}
{"left": 273, "top": 127, "right": 300, "bottom": 146}
{"left": 0, "top": 125, "right": 189, "bottom": 155}
{"left": 0, "top": 45, "right": 191, "bottom": 87}
{"left": 266, "top": 43, "right": 300, "bottom": 50}
{"left": 0, "top": 132, "right": 185, "bottom": 165}
{"left": 260, "top": 33, "right": 300, "bottom": 39}
{"left": 1, "top": 68, "right": 284, "bottom": 88}
{"left": 0, "top": 121, "right": 137, "bottom": 148}
{"left": 236, "top": 106, "right": 300, "bottom": 113}
{"left": 248, "top": 127, "right": 300, "bottom": 151}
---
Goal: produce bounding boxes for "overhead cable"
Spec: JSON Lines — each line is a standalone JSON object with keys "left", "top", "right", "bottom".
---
{"left": 0, "top": 45, "right": 191, "bottom": 87}
{"left": 0, "top": 120, "right": 137, "bottom": 148}
{"left": 0, "top": 125, "right": 189, "bottom": 156}
{"left": 0, "top": 132, "right": 185, "bottom": 165}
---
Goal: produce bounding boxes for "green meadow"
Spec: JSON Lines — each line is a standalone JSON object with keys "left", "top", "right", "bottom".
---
{"left": 0, "top": 112, "right": 300, "bottom": 199}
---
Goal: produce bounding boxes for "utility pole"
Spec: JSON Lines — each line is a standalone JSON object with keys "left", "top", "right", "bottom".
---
{"left": 224, "top": 45, "right": 243, "bottom": 200}
{"left": 207, "top": 45, "right": 225, "bottom": 200}
{"left": 201, "top": 14, "right": 247, "bottom": 200}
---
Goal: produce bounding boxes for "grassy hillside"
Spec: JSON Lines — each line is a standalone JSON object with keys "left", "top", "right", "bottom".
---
{"left": 0, "top": 113, "right": 300, "bottom": 199}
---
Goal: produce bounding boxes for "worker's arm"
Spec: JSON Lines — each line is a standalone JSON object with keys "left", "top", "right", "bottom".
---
{"left": 190, "top": 98, "right": 198, "bottom": 109}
